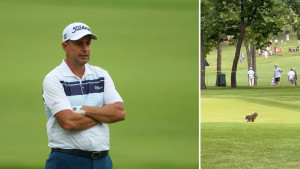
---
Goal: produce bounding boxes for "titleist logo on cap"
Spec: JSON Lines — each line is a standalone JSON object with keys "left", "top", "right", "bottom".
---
{"left": 72, "top": 25, "right": 91, "bottom": 33}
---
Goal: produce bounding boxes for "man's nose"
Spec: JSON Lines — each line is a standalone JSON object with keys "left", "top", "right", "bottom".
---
{"left": 82, "top": 44, "right": 89, "bottom": 51}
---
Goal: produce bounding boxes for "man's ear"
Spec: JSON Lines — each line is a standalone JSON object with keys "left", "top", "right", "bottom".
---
{"left": 62, "top": 41, "right": 68, "bottom": 53}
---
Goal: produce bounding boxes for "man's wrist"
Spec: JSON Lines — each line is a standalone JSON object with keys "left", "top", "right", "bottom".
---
{"left": 72, "top": 105, "right": 86, "bottom": 115}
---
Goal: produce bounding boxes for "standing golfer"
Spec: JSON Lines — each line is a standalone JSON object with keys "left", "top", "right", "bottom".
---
{"left": 42, "top": 22, "right": 125, "bottom": 169}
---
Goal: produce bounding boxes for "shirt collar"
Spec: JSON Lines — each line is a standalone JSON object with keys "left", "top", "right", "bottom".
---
{"left": 60, "top": 59, "right": 93, "bottom": 77}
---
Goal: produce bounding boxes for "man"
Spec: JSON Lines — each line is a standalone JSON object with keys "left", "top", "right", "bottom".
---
{"left": 288, "top": 68, "right": 296, "bottom": 86}
{"left": 247, "top": 67, "right": 255, "bottom": 86}
{"left": 42, "top": 22, "right": 125, "bottom": 169}
{"left": 274, "top": 64, "right": 283, "bottom": 86}
{"left": 274, "top": 39, "right": 278, "bottom": 46}
{"left": 240, "top": 53, "right": 244, "bottom": 62}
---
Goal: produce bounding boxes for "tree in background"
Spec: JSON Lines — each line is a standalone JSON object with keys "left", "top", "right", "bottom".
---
{"left": 242, "top": 1, "right": 284, "bottom": 85}
{"left": 283, "top": 0, "right": 300, "bottom": 42}
{"left": 201, "top": 0, "right": 239, "bottom": 89}
{"left": 201, "top": 0, "right": 221, "bottom": 89}
{"left": 228, "top": 0, "right": 276, "bottom": 88}
{"left": 201, "top": 0, "right": 270, "bottom": 88}
{"left": 244, "top": 0, "right": 297, "bottom": 86}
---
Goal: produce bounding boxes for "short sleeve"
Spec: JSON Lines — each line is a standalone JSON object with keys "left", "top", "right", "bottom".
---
{"left": 103, "top": 72, "right": 123, "bottom": 105}
{"left": 43, "top": 76, "right": 72, "bottom": 116}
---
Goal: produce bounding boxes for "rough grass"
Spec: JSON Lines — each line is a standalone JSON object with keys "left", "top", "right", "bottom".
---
{"left": 201, "top": 122, "right": 300, "bottom": 169}
{"left": 201, "top": 86, "right": 300, "bottom": 168}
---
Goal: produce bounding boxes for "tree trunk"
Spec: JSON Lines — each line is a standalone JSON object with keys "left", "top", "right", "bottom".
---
{"left": 215, "top": 42, "right": 222, "bottom": 86}
{"left": 244, "top": 41, "right": 251, "bottom": 85}
{"left": 244, "top": 41, "right": 252, "bottom": 69}
{"left": 201, "top": 35, "right": 206, "bottom": 89}
{"left": 251, "top": 44, "right": 257, "bottom": 85}
{"left": 231, "top": 25, "right": 246, "bottom": 88}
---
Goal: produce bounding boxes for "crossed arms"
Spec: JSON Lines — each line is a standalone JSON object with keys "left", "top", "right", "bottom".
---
{"left": 55, "top": 102, "right": 125, "bottom": 131}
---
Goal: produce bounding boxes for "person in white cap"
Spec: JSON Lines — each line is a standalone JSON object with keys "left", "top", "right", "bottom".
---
{"left": 43, "top": 22, "right": 126, "bottom": 169}
{"left": 247, "top": 67, "right": 255, "bottom": 86}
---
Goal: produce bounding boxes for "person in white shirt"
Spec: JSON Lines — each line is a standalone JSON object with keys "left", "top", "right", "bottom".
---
{"left": 43, "top": 22, "right": 126, "bottom": 169}
{"left": 274, "top": 64, "right": 283, "bottom": 86}
{"left": 248, "top": 67, "right": 255, "bottom": 86}
{"left": 274, "top": 39, "right": 278, "bottom": 45}
{"left": 288, "top": 68, "right": 296, "bottom": 86}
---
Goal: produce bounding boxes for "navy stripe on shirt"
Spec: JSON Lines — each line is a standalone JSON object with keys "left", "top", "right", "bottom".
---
{"left": 60, "top": 77, "right": 104, "bottom": 96}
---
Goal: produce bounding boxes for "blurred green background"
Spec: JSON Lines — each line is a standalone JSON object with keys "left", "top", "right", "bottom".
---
{"left": 0, "top": 0, "right": 198, "bottom": 168}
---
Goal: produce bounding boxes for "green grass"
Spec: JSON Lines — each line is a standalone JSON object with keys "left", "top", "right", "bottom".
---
{"left": 0, "top": 0, "right": 198, "bottom": 168}
{"left": 201, "top": 123, "right": 300, "bottom": 169}
{"left": 202, "top": 87, "right": 300, "bottom": 123}
{"left": 202, "top": 87, "right": 300, "bottom": 168}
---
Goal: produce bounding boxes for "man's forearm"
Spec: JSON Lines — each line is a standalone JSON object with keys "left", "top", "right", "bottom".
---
{"left": 69, "top": 114, "right": 100, "bottom": 131}
{"left": 82, "top": 102, "right": 126, "bottom": 123}
{"left": 55, "top": 109, "right": 100, "bottom": 131}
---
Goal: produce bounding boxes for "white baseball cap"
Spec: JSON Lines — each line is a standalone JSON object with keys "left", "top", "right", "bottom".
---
{"left": 62, "top": 22, "right": 98, "bottom": 42}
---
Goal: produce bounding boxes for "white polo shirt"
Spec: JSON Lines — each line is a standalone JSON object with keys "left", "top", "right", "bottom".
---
{"left": 248, "top": 69, "right": 255, "bottom": 79}
{"left": 274, "top": 67, "right": 282, "bottom": 78}
{"left": 288, "top": 71, "right": 295, "bottom": 80}
{"left": 42, "top": 60, "right": 123, "bottom": 151}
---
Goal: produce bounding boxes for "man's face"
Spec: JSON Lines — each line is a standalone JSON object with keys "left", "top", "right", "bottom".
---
{"left": 63, "top": 35, "right": 92, "bottom": 67}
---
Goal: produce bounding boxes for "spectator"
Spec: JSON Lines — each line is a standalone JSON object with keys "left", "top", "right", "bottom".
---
{"left": 274, "top": 39, "right": 278, "bottom": 45}
{"left": 288, "top": 68, "right": 296, "bottom": 86}
{"left": 274, "top": 64, "right": 283, "bottom": 86}
{"left": 264, "top": 50, "right": 268, "bottom": 58}
{"left": 240, "top": 53, "right": 244, "bottom": 62}
{"left": 273, "top": 46, "right": 277, "bottom": 53}
{"left": 266, "top": 45, "right": 270, "bottom": 52}
{"left": 265, "top": 50, "right": 268, "bottom": 58}
{"left": 248, "top": 67, "right": 255, "bottom": 86}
